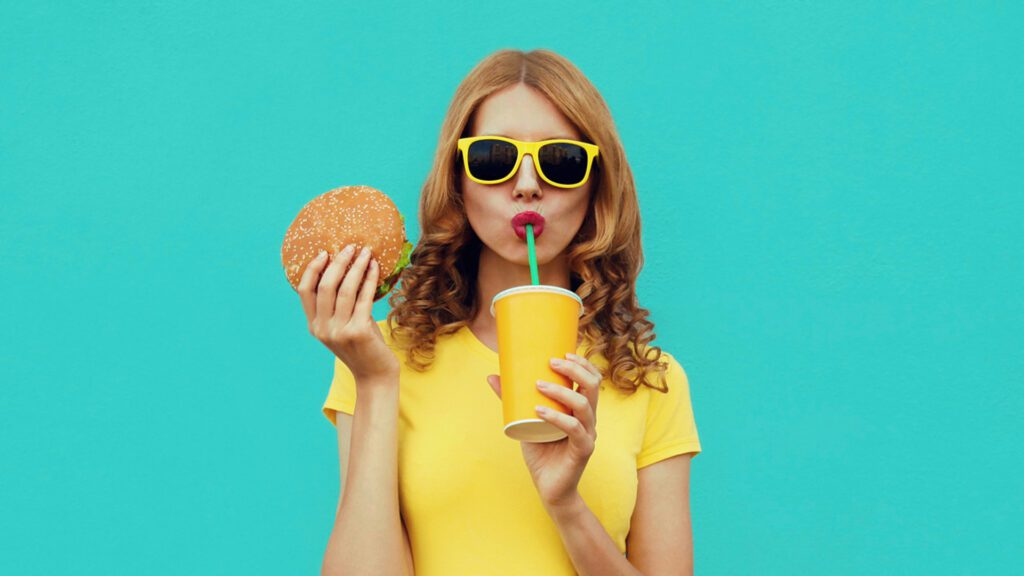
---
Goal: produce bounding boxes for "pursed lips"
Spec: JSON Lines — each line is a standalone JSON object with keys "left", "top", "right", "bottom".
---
{"left": 511, "top": 211, "right": 545, "bottom": 240}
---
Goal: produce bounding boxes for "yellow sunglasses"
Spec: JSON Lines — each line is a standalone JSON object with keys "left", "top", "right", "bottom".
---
{"left": 456, "top": 135, "right": 600, "bottom": 189}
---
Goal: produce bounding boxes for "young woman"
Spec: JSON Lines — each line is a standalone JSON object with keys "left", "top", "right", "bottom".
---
{"left": 301, "top": 49, "right": 702, "bottom": 576}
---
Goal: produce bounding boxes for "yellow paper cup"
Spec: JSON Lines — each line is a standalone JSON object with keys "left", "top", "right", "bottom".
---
{"left": 490, "top": 285, "right": 584, "bottom": 442}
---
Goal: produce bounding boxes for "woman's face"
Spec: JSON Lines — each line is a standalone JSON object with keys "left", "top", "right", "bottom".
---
{"left": 460, "top": 83, "right": 594, "bottom": 267}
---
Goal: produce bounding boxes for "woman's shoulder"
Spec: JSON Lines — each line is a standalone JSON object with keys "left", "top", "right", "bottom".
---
{"left": 373, "top": 318, "right": 467, "bottom": 358}
{"left": 376, "top": 318, "right": 402, "bottom": 348}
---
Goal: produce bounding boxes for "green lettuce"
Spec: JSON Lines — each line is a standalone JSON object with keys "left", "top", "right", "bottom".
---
{"left": 375, "top": 239, "right": 414, "bottom": 299}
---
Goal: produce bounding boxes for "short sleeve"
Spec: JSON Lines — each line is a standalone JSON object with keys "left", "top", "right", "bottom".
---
{"left": 322, "top": 356, "right": 359, "bottom": 427}
{"left": 636, "top": 352, "right": 701, "bottom": 468}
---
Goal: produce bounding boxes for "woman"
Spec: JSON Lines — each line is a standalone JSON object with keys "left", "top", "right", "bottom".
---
{"left": 301, "top": 49, "right": 702, "bottom": 576}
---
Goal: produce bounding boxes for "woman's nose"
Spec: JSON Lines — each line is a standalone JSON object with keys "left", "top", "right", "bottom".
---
{"left": 513, "top": 154, "right": 542, "bottom": 199}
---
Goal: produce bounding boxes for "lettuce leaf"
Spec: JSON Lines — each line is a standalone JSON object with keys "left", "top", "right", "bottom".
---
{"left": 375, "top": 240, "right": 414, "bottom": 299}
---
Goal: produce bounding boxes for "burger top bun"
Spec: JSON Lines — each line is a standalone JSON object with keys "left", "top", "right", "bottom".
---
{"left": 281, "top": 185, "right": 413, "bottom": 301}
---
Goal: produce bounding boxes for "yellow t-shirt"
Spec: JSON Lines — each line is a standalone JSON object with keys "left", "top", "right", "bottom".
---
{"left": 322, "top": 318, "right": 701, "bottom": 575}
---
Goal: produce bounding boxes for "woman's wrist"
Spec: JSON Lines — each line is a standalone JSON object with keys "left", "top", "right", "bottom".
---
{"left": 544, "top": 491, "right": 586, "bottom": 524}
{"left": 355, "top": 374, "right": 400, "bottom": 404}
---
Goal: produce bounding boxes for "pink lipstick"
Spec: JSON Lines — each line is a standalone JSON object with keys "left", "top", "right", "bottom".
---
{"left": 511, "top": 211, "right": 545, "bottom": 241}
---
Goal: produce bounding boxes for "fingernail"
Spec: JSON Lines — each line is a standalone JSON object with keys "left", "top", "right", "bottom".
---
{"left": 566, "top": 353, "right": 580, "bottom": 361}
{"left": 536, "top": 380, "right": 548, "bottom": 389}
{"left": 342, "top": 244, "right": 355, "bottom": 255}
{"left": 550, "top": 358, "right": 564, "bottom": 366}
{"left": 316, "top": 250, "right": 327, "bottom": 260}
{"left": 536, "top": 406, "right": 549, "bottom": 415}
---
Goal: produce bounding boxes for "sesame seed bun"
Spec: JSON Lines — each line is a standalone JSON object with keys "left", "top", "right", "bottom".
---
{"left": 281, "top": 185, "right": 413, "bottom": 301}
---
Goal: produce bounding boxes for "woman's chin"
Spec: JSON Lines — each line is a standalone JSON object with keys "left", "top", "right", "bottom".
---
{"left": 508, "top": 242, "right": 560, "bottom": 268}
{"left": 480, "top": 237, "right": 564, "bottom": 269}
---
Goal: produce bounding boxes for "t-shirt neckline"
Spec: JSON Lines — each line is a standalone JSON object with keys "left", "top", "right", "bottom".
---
{"left": 458, "top": 324, "right": 500, "bottom": 362}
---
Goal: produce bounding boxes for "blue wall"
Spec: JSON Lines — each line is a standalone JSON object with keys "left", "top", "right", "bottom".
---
{"left": 2, "top": 2, "right": 1020, "bottom": 574}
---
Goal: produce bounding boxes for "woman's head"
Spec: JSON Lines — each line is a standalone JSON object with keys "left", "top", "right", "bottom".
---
{"left": 460, "top": 82, "right": 594, "bottom": 275}
{"left": 388, "top": 48, "right": 672, "bottom": 394}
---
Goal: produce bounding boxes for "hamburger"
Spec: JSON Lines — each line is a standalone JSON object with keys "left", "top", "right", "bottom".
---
{"left": 281, "top": 185, "right": 413, "bottom": 301}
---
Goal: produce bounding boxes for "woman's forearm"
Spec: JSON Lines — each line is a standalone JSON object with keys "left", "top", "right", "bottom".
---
{"left": 547, "top": 494, "right": 647, "bottom": 576}
{"left": 323, "top": 379, "right": 409, "bottom": 576}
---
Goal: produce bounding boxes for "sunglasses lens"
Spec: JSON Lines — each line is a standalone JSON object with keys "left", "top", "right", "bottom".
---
{"left": 539, "top": 142, "right": 589, "bottom": 185}
{"left": 466, "top": 139, "right": 518, "bottom": 181}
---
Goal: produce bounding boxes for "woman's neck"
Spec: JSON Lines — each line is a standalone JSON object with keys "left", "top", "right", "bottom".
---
{"left": 469, "top": 245, "right": 571, "bottom": 334}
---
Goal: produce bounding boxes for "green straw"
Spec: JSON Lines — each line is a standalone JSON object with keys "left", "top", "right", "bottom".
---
{"left": 526, "top": 224, "right": 539, "bottom": 285}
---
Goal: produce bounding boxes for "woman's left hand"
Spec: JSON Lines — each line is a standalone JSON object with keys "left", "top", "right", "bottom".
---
{"left": 486, "top": 353, "right": 603, "bottom": 511}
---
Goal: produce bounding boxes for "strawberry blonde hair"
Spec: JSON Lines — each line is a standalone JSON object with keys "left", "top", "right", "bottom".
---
{"left": 386, "top": 48, "right": 671, "bottom": 394}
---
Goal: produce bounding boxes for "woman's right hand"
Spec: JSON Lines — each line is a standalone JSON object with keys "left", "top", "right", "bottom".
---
{"left": 298, "top": 244, "right": 400, "bottom": 387}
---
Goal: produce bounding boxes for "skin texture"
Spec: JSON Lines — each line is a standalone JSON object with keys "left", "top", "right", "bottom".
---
{"left": 462, "top": 82, "right": 593, "bottom": 350}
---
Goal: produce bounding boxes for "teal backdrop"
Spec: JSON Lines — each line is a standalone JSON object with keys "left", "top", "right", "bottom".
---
{"left": 2, "top": 2, "right": 1020, "bottom": 574}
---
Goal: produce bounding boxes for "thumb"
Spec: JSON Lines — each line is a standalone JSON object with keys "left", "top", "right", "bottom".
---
{"left": 486, "top": 374, "right": 502, "bottom": 400}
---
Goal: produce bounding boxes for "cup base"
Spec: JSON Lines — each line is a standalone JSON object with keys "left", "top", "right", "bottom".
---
{"left": 504, "top": 418, "right": 568, "bottom": 443}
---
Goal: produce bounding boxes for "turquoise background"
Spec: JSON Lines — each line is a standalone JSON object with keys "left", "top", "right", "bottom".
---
{"left": 2, "top": 2, "right": 1021, "bottom": 574}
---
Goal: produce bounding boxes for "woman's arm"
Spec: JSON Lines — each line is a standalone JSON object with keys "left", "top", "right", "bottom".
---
{"left": 546, "top": 453, "right": 694, "bottom": 576}
{"left": 321, "top": 378, "right": 413, "bottom": 576}
{"left": 625, "top": 454, "right": 694, "bottom": 575}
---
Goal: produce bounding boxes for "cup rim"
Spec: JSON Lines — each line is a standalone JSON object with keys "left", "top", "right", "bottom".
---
{"left": 489, "top": 285, "right": 584, "bottom": 318}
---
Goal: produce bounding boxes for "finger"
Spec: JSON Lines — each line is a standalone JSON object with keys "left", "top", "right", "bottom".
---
{"left": 297, "top": 250, "right": 330, "bottom": 323}
{"left": 334, "top": 246, "right": 373, "bottom": 324}
{"left": 349, "top": 257, "right": 379, "bottom": 322}
{"left": 535, "top": 404, "right": 594, "bottom": 454}
{"left": 549, "top": 361, "right": 600, "bottom": 429}
{"left": 486, "top": 374, "right": 502, "bottom": 399}
{"left": 537, "top": 381, "right": 595, "bottom": 434}
{"left": 316, "top": 245, "right": 357, "bottom": 320}
{"left": 552, "top": 357, "right": 601, "bottom": 395}
{"left": 567, "top": 353, "right": 603, "bottom": 381}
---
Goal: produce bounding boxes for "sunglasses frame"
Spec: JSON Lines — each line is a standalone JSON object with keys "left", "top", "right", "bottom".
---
{"left": 456, "top": 135, "right": 600, "bottom": 189}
